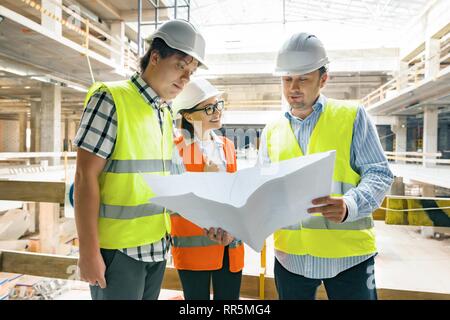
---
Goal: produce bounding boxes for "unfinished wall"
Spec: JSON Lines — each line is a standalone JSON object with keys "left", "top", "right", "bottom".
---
{"left": 0, "top": 120, "right": 20, "bottom": 152}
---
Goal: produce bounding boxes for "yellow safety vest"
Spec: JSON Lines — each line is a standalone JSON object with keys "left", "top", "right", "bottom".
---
{"left": 84, "top": 80, "right": 173, "bottom": 249}
{"left": 266, "top": 99, "right": 377, "bottom": 258}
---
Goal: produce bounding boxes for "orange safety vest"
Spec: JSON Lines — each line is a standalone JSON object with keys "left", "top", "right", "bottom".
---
{"left": 170, "top": 134, "right": 244, "bottom": 272}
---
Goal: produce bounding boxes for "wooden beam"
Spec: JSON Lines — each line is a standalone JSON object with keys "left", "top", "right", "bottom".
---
{"left": 0, "top": 152, "right": 77, "bottom": 159}
{"left": 39, "top": 202, "right": 60, "bottom": 254}
{"left": 94, "top": 0, "right": 121, "bottom": 20}
{"left": 119, "top": 9, "right": 170, "bottom": 22}
{"left": 0, "top": 107, "right": 29, "bottom": 113}
{"left": 372, "top": 208, "right": 386, "bottom": 221}
{"left": 0, "top": 250, "right": 77, "bottom": 280}
{"left": 0, "top": 181, "right": 65, "bottom": 203}
{"left": 161, "top": 266, "right": 182, "bottom": 291}
{"left": 1, "top": 250, "right": 449, "bottom": 300}
{"left": 18, "top": 113, "right": 26, "bottom": 152}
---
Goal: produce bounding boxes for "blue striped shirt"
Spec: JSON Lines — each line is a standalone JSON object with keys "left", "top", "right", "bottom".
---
{"left": 258, "top": 94, "right": 393, "bottom": 279}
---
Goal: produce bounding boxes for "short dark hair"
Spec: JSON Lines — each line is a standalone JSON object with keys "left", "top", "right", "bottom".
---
{"left": 140, "top": 37, "right": 188, "bottom": 73}
{"left": 318, "top": 65, "right": 328, "bottom": 77}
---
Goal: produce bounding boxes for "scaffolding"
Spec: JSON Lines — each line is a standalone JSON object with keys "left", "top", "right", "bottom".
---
{"left": 136, "top": 0, "right": 191, "bottom": 57}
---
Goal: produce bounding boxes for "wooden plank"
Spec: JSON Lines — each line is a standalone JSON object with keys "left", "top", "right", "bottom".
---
{"left": 377, "top": 288, "right": 450, "bottom": 300}
{"left": 39, "top": 203, "right": 60, "bottom": 254}
{"left": 0, "top": 152, "right": 77, "bottom": 159}
{"left": 0, "top": 181, "right": 65, "bottom": 203}
{"left": 0, "top": 250, "right": 77, "bottom": 280}
{"left": 240, "top": 273, "right": 263, "bottom": 299}
{"left": 373, "top": 198, "right": 387, "bottom": 221}
{"left": 373, "top": 208, "right": 386, "bottom": 221}
{"left": 1, "top": 250, "right": 449, "bottom": 300}
{"left": 161, "top": 266, "right": 182, "bottom": 291}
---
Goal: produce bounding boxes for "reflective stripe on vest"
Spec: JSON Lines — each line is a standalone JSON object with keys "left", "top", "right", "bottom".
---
{"left": 267, "top": 99, "right": 377, "bottom": 258}
{"left": 172, "top": 235, "right": 219, "bottom": 247}
{"left": 85, "top": 80, "right": 173, "bottom": 249}
{"left": 104, "top": 159, "right": 172, "bottom": 173}
{"left": 332, "top": 181, "right": 354, "bottom": 196}
{"left": 281, "top": 216, "right": 374, "bottom": 230}
{"left": 100, "top": 203, "right": 166, "bottom": 219}
{"left": 172, "top": 235, "right": 244, "bottom": 248}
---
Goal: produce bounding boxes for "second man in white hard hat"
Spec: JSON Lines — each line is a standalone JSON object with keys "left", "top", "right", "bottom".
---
{"left": 258, "top": 32, "right": 394, "bottom": 299}
{"left": 74, "top": 19, "right": 207, "bottom": 300}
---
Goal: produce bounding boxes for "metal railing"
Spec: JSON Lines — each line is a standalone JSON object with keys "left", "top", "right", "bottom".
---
{"left": 361, "top": 59, "right": 426, "bottom": 107}
{"left": 362, "top": 32, "right": 450, "bottom": 109}
{"left": 19, "top": 0, "right": 139, "bottom": 76}
{"left": 385, "top": 151, "right": 450, "bottom": 165}
{"left": 0, "top": 152, "right": 77, "bottom": 183}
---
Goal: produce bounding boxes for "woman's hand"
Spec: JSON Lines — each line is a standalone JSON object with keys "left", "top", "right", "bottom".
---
{"left": 204, "top": 159, "right": 220, "bottom": 172}
{"left": 203, "top": 227, "right": 234, "bottom": 246}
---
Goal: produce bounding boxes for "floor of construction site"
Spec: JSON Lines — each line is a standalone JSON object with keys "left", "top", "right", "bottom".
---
{"left": 1, "top": 221, "right": 449, "bottom": 300}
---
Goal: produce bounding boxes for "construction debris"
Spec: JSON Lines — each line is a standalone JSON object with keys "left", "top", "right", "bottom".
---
{"left": 0, "top": 209, "right": 31, "bottom": 241}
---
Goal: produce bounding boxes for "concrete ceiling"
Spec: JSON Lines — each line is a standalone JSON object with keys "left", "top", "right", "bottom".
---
{"left": 191, "top": 0, "right": 430, "bottom": 31}
{"left": 0, "top": 0, "right": 179, "bottom": 114}
{"left": 75, "top": 0, "right": 171, "bottom": 22}
{"left": 1, "top": 0, "right": 448, "bottom": 123}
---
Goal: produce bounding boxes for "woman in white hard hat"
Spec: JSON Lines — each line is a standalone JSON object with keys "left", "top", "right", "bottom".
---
{"left": 170, "top": 78, "right": 244, "bottom": 300}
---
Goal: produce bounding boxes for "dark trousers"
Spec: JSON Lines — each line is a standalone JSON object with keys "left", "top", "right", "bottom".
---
{"left": 90, "top": 249, "right": 166, "bottom": 300}
{"left": 177, "top": 246, "right": 242, "bottom": 300}
{"left": 274, "top": 256, "right": 378, "bottom": 300}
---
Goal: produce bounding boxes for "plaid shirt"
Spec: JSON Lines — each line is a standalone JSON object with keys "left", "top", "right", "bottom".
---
{"left": 74, "top": 73, "right": 184, "bottom": 262}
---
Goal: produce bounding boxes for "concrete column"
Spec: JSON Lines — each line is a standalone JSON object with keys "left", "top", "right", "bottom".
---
{"left": 0, "top": 120, "right": 20, "bottom": 151}
{"left": 422, "top": 183, "right": 436, "bottom": 197}
{"left": 40, "top": 83, "right": 62, "bottom": 166}
{"left": 18, "top": 113, "right": 27, "bottom": 152}
{"left": 63, "top": 118, "right": 68, "bottom": 151}
{"left": 68, "top": 120, "right": 77, "bottom": 151}
{"left": 397, "top": 61, "right": 409, "bottom": 90}
{"left": 41, "top": 0, "right": 62, "bottom": 36}
{"left": 390, "top": 177, "right": 405, "bottom": 196}
{"left": 30, "top": 102, "right": 41, "bottom": 152}
{"left": 350, "top": 86, "right": 360, "bottom": 100}
{"left": 425, "top": 38, "right": 440, "bottom": 79}
{"left": 423, "top": 106, "right": 438, "bottom": 167}
{"left": 111, "top": 21, "right": 126, "bottom": 71}
{"left": 61, "top": 119, "right": 65, "bottom": 151}
{"left": 0, "top": 120, "right": 3, "bottom": 151}
{"left": 74, "top": 120, "right": 80, "bottom": 135}
{"left": 63, "top": 118, "right": 77, "bottom": 151}
{"left": 391, "top": 117, "right": 407, "bottom": 163}
{"left": 420, "top": 182, "right": 437, "bottom": 238}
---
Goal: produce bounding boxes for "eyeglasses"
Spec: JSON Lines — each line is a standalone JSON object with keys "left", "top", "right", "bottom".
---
{"left": 191, "top": 100, "right": 224, "bottom": 115}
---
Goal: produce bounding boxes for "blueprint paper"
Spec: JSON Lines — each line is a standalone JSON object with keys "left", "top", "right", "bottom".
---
{"left": 143, "top": 151, "right": 336, "bottom": 252}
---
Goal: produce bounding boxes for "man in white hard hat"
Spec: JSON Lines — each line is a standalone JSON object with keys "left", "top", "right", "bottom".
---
{"left": 73, "top": 19, "right": 206, "bottom": 300}
{"left": 258, "top": 33, "right": 393, "bottom": 299}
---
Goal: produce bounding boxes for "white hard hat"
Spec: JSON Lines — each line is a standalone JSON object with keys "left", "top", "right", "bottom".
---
{"left": 274, "top": 32, "right": 329, "bottom": 76}
{"left": 150, "top": 19, "right": 208, "bottom": 69}
{"left": 172, "top": 78, "right": 221, "bottom": 114}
